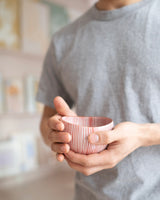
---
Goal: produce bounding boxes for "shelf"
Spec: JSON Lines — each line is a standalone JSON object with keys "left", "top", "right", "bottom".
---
{"left": 0, "top": 48, "right": 44, "bottom": 77}
{"left": 0, "top": 161, "right": 75, "bottom": 200}
{"left": 0, "top": 112, "right": 42, "bottom": 119}
{"left": 0, "top": 160, "right": 71, "bottom": 189}
{"left": 0, "top": 163, "right": 56, "bottom": 189}
{"left": 0, "top": 49, "right": 44, "bottom": 62}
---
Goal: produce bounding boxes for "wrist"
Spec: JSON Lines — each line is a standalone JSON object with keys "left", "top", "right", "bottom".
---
{"left": 139, "top": 123, "right": 160, "bottom": 147}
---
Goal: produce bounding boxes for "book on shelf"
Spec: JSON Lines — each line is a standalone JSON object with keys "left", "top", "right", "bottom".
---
{"left": 25, "top": 75, "right": 43, "bottom": 114}
{"left": 0, "top": 75, "right": 43, "bottom": 115}
{"left": 5, "top": 78, "right": 24, "bottom": 114}
{"left": 25, "top": 75, "right": 37, "bottom": 113}
{"left": 0, "top": 74, "right": 4, "bottom": 114}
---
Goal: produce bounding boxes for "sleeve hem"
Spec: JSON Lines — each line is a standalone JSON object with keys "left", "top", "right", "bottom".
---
{"left": 36, "top": 91, "right": 55, "bottom": 109}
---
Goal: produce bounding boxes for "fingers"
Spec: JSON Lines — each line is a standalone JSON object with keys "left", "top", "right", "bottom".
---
{"left": 48, "top": 115, "right": 71, "bottom": 155}
{"left": 48, "top": 96, "right": 77, "bottom": 163}
{"left": 47, "top": 111, "right": 72, "bottom": 162}
{"left": 49, "top": 130, "right": 71, "bottom": 154}
{"left": 48, "top": 131, "right": 72, "bottom": 143}
{"left": 56, "top": 153, "right": 65, "bottom": 162}
{"left": 51, "top": 143, "right": 70, "bottom": 153}
{"left": 53, "top": 96, "right": 76, "bottom": 116}
{"left": 48, "top": 114, "right": 64, "bottom": 131}
{"left": 64, "top": 150, "right": 113, "bottom": 168}
{"left": 65, "top": 156, "right": 104, "bottom": 176}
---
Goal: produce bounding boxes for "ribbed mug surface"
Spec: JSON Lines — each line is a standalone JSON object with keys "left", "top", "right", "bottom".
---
{"left": 62, "top": 116, "right": 114, "bottom": 154}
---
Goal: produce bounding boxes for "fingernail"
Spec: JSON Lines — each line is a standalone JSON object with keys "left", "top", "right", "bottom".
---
{"left": 89, "top": 134, "right": 99, "bottom": 143}
{"left": 61, "top": 145, "right": 69, "bottom": 153}
{"left": 56, "top": 123, "right": 64, "bottom": 130}
{"left": 68, "top": 134, "right": 72, "bottom": 142}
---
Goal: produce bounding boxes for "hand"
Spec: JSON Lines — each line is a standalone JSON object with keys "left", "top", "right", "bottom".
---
{"left": 64, "top": 122, "right": 145, "bottom": 176}
{"left": 48, "top": 96, "right": 76, "bottom": 162}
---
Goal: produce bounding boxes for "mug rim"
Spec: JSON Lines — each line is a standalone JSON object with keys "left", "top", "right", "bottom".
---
{"left": 61, "top": 116, "right": 114, "bottom": 129}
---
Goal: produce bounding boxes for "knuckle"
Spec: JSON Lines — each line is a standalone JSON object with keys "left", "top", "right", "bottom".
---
{"left": 48, "top": 118, "right": 54, "bottom": 129}
{"left": 51, "top": 143, "right": 63, "bottom": 153}
{"left": 56, "top": 132, "right": 69, "bottom": 143}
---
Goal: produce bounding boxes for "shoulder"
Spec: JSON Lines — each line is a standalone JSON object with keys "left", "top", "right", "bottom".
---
{"left": 53, "top": 8, "right": 92, "bottom": 41}
{"left": 50, "top": 8, "right": 93, "bottom": 59}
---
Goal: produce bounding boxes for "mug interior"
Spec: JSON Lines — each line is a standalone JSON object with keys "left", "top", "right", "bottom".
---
{"left": 62, "top": 116, "right": 112, "bottom": 128}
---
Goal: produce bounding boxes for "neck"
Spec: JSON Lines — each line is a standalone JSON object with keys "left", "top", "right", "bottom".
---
{"left": 96, "top": 0, "right": 142, "bottom": 11}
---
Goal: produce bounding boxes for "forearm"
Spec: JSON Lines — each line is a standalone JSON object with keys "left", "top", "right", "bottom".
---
{"left": 40, "top": 106, "right": 57, "bottom": 146}
{"left": 140, "top": 123, "right": 160, "bottom": 146}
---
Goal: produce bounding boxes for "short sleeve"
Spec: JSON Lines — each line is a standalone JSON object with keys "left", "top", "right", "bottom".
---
{"left": 36, "top": 40, "right": 74, "bottom": 109}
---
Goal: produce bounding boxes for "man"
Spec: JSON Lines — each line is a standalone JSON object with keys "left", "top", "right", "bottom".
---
{"left": 37, "top": 0, "right": 160, "bottom": 199}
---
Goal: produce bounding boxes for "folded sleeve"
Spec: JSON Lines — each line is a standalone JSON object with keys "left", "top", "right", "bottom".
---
{"left": 36, "top": 40, "right": 74, "bottom": 109}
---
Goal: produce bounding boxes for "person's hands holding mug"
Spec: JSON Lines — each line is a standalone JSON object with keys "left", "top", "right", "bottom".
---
{"left": 48, "top": 96, "right": 76, "bottom": 162}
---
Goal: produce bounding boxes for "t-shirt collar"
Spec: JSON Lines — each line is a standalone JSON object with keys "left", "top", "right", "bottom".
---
{"left": 89, "top": 0, "right": 152, "bottom": 21}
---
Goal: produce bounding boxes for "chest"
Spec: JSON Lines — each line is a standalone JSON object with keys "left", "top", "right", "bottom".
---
{"left": 59, "top": 30, "right": 160, "bottom": 98}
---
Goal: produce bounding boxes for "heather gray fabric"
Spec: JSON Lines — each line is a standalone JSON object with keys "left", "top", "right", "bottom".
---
{"left": 36, "top": 0, "right": 160, "bottom": 199}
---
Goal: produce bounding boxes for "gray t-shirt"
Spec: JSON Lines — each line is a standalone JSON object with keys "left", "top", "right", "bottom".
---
{"left": 37, "top": 0, "right": 160, "bottom": 199}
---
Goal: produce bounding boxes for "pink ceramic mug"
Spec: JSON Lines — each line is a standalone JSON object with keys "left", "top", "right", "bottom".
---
{"left": 61, "top": 116, "right": 114, "bottom": 155}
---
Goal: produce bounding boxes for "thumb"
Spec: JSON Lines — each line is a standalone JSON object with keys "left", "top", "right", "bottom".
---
{"left": 53, "top": 96, "right": 76, "bottom": 116}
{"left": 88, "top": 130, "right": 118, "bottom": 145}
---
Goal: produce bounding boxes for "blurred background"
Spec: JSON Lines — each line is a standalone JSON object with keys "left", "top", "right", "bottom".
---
{"left": 0, "top": 0, "right": 97, "bottom": 200}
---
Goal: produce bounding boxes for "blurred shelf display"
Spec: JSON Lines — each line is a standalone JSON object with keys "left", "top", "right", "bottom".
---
{"left": 0, "top": 74, "right": 43, "bottom": 115}
{"left": 0, "top": 74, "right": 4, "bottom": 114}
{"left": 0, "top": 49, "right": 44, "bottom": 62}
{"left": 0, "top": 130, "right": 56, "bottom": 179}
{"left": 21, "top": 0, "right": 50, "bottom": 56}
{"left": 0, "top": 0, "right": 21, "bottom": 50}
{"left": 0, "top": 0, "right": 90, "bottom": 185}
{"left": 0, "top": 133, "right": 38, "bottom": 178}
{"left": 0, "top": 112, "right": 42, "bottom": 119}
{"left": 0, "top": 0, "right": 81, "bottom": 55}
{"left": 0, "top": 159, "right": 58, "bottom": 189}
{"left": 5, "top": 78, "right": 24, "bottom": 113}
{"left": 0, "top": 49, "right": 47, "bottom": 181}
{"left": 41, "top": 0, "right": 70, "bottom": 35}
{"left": 0, "top": 160, "right": 74, "bottom": 200}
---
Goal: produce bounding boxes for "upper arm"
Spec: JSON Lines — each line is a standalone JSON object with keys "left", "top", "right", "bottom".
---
{"left": 41, "top": 105, "right": 57, "bottom": 120}
{"left": 36, "top": 41, "right": 74, "bottom": 110}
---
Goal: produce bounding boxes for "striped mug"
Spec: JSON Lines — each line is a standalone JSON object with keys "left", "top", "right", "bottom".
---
{"left": 62, "top": 116, "right": 114, "bottom": 155}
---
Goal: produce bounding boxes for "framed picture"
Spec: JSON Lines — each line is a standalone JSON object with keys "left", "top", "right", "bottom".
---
{"left": 0, "top": 0, "right": 21, "bottom": 50}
